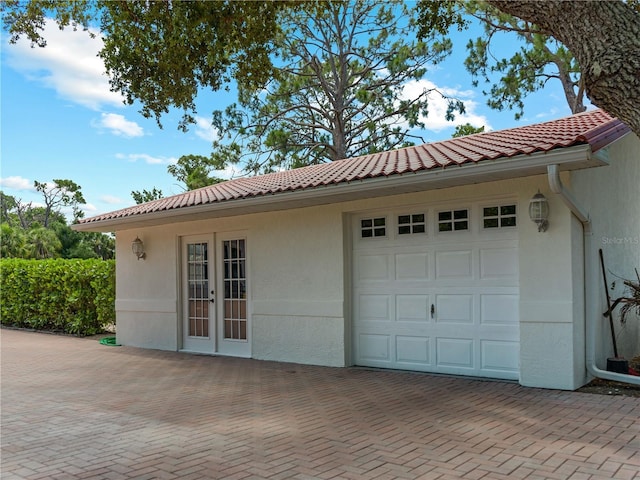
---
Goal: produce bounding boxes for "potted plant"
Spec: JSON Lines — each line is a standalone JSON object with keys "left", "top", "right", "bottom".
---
{"left": 603, "top": 265, "right": 640, "bottom": 374}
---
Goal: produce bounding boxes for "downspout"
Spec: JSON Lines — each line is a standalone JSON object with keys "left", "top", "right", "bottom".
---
{"left": 547, "top": 164, "right": 640, "bottom": 385}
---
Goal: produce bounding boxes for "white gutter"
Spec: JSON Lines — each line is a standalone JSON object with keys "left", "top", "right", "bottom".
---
{"left": 547, "top": 164, "right": 640, "bottom": 385}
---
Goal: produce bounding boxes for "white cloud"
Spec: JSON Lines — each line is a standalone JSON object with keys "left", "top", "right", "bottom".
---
{"left": 100, "top": 195, "right": 125, "bottom": 205}
{"left": 194, "top": 116, "right": 219, "bottom": 142}
{"left": 0, "top": 176, "right": 34, "bottom": 191}
{"left": 92, "top": 113, "right": 144, "bottom": 137}
{"left": 401, "top": 79, "right": 491, "bottom": 133}
{"left": 82, "top": 203, "right": 98, "bottom": 213}
{"left": 214, "top": 165, "right": 239, "bottom": 182}
{"left": 116, "top": 153, "right": 178, "bottom": 165}
{"left": 5, "top": 18, "right": 124, "bottom": 110}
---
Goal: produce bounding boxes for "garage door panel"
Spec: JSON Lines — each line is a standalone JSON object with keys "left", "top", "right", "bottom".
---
{"left": 353, "top": 203, "right": 519, "bottom": 380}
{"left": 477, "top": 325, "right": 519, "bottom": 344}
{"left": 358, "top": 333, "right": 391, "bottom": 362}
{"left": 357, "top": 253, "right": 392, "bottom": 282}
{"left": 435, "top": 250, "right": 473, "bottom": 279}
{"left": 396, "top": 336, "right": 431, "bottom": 365}
{"left": 436, "top": 338, "right": 474, "bottom": 369}
{"left": 395, "top": 252, "right": 429, "bottom": 280}
{"left": 396, "top": 294, "right": 430, "bottom": 322}
{"left": 358, "top": 294, "right": 391, "bottom": 321}
{"left": 481, "top": 340, "right": 519, "bottom": 374}
{"left": 480, "top": 294, "right": 519, "bottom": 325}
{"left": 435, "top": 294, "right": 473, "bottom": 324}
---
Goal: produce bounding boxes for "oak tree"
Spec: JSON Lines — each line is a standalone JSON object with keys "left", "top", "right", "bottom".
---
{"left": 487, "top": 1, "right": 639, "bottom": 132}
{"left": 4, "top": 0, "right": 639, "bottom": 137}
{"left": 2, "top": 0, "right": 290, "bottom": 129}
{"left": 3, "top": 0, "right": 462, "bottom": 175}
{"left": 417, "top": 0, "right": 586, "bottom": 119}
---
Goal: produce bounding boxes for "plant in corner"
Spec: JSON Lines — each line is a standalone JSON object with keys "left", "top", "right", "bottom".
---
{"left": 604, "top": 267, "right": 640, "bottom": 375}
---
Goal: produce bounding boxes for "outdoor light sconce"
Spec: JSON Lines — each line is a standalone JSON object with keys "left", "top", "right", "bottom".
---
{"left": 529, "top": 191, "right": 549, "bottom": 232}
{"left": 132, "top": 236, "right": 146, "bottom": 260}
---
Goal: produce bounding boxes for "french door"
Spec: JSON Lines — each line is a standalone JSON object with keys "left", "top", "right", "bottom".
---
{"left": 181, "top": 234, "right": 250, "bottom": 357}
{"left": 182, "top": 235, "right": 215, "bottom": 353}
{"left": 217, "top": 235, "right": 249, "bottom": 357}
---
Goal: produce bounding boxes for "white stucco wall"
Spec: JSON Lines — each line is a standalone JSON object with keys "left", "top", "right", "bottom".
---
{"left": 513, "top": 174, "right": 588, "bottom": 390}
{"left": 249, "top": 207, "right": 347, "bottom": 366}
{"left": 115, "top": 230, "right": 179, "bottom": 350}
{"left": 112, "top": 157, "right": 636, "bottom": 389}
{"left": 570, "top": 134, "right": 640, "bottom": 367}
{"left": 115, "top": 206, "right": 348, "bottom": 366}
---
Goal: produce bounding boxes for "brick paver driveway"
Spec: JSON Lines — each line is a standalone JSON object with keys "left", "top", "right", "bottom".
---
{"left": 1, "top": 329, "right": 639, "bottom": 480}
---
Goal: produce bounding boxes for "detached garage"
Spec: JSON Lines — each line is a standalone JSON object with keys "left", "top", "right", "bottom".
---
{"left": 74, "top": 110, "right": 640, "bottom": 390}
{"left": 352, "top": 201, "right": 520, "bottom": 379}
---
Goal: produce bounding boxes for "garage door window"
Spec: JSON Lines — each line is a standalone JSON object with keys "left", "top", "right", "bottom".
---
{"left": 361, "top": 217, "right": 386, "bottom": 238}
{"left": 483, "top": 205, "right": 517, "bottom": 229}
{"left": 438, "top": 209, "right": 469, "bottom": 232}
{"left": 398, "top": 213, "right": 426, "bottom": 235}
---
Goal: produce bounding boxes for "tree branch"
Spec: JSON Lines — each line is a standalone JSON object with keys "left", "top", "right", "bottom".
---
{"left": 487, "top": 0, "right": 640, "bottom": 134}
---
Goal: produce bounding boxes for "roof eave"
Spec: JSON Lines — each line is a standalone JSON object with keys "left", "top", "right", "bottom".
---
{"left": 73, "top": 144, "right": 603, "bottom": 233}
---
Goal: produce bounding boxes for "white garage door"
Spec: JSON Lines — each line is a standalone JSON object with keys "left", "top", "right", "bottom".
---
{"left": 353, "top": 201, "right": 520, "bottom": 380}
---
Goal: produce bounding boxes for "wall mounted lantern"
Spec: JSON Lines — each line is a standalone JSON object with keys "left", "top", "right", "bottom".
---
{"left": 132, "top": 236, "right": 146, "bottom": 260}
{"left": 528, "top": 191, "right": 549, "bottom": 232}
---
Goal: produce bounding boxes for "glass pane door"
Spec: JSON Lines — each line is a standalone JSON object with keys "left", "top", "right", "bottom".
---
{"left": 218, "top": 236, "right": 250, "bottom": 357}
{"left": 182, "top": 236, "right": 215, "bottom": 353}
{"left": 223, "top": 239, "right": 247, "bottom": 340}
{"left": 188, "top": 242, "right": 209, "bottom": 337}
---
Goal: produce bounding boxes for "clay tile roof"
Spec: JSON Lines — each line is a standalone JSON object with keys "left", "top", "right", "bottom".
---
{"left": 78, "top": 109, "right": 629, "bottom": 225}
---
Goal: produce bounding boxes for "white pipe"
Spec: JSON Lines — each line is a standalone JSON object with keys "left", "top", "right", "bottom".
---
{"left": 547, "top": 165, "right": 589, "bottom": 224}
{"left": 547, "top": 164, "right": 640, "bottom": 385}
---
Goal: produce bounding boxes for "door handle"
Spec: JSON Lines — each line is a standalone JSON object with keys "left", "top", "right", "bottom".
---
{"left": 430, "top": 304, "right": 435, "bottom": 319}
{"left": 210, "top": 290, "right": 215, "bottom": 303}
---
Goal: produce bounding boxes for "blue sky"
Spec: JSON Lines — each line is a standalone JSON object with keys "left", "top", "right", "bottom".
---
{"left": 1, "top": 12, "right": 574, "bottom": 221}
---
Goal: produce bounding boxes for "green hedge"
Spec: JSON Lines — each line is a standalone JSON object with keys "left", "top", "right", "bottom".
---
{"left": 0, "top": 259, "right": 115, "bottom": 336}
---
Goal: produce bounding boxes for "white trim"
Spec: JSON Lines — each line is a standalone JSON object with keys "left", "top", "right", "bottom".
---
{"left": 252, "top": 300, "right": 343, "bottom": 318}
{"left": 115, "top": 299, "right": 177, "bottom": 313}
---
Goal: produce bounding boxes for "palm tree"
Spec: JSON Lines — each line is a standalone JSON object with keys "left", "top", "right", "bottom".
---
{"left": 0, "top": 224, "right": 27, "bottom": 258}
{"left": 25, "top": 227, "right": 62, "bottom": 259}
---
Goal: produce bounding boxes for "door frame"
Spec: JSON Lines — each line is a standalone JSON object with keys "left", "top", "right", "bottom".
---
{"left": 179, "top": 231, "right": 250, "bottom": 357}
